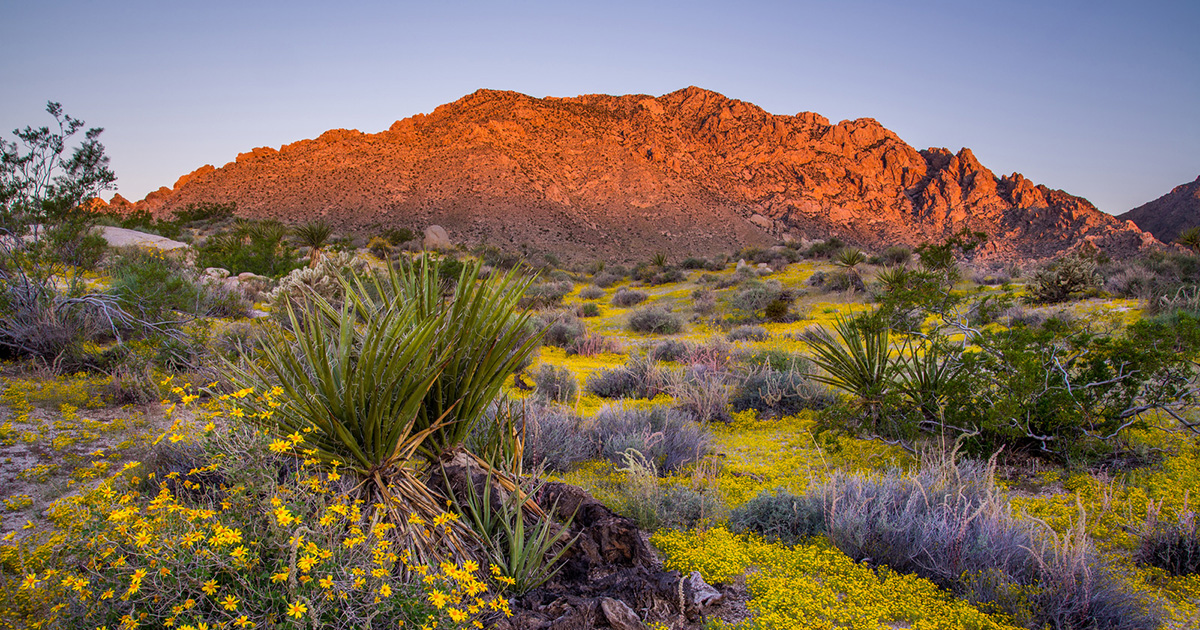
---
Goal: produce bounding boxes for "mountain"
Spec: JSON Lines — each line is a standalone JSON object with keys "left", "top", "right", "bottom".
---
{"left": 105, "top": 87, "right": 1156, "bottom": 262}
{"left": 1118, "top": 175, "right": 1200, "bottom": 244}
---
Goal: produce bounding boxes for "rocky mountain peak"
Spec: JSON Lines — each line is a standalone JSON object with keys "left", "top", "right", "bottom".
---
{"left": 102, "top": 88, "right": 1156, "bottom": 262}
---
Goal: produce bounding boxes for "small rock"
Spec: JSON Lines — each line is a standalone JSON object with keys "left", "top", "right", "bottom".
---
{"left": 736, "top": 258, "right": 748, "bottom": 271}
{"left": 685, "top": 571, "right": 722, "bottom": 607}
{"left": 237, "top": 272, "right": 264, "bottom": 282}
{"left": 599, "top": 598, "right": 646, "bottom": 630}
{"left": 204, "top": 267, "right": 230, "bottom": 279}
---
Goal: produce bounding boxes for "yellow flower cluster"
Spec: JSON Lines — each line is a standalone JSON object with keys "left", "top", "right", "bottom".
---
{"left": 653, "top": 527, "right": 1020, "bottom": 630}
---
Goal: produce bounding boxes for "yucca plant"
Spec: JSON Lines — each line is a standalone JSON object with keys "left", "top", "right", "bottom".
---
{"left": 894, "top": 336, "right": 962, "bottom": 429}
{"left": 293, "top": 220, "right": 334, "bottom": 267}
{"left": 833, "top": 247, "right": 867, "bottom": 272}
{"left": 804, "top": 316, "right": 894, "bottom": 421}
{"left": 343, "top": 257, "right": 543, "bottom": 460}
{"left": 232, "top": 291, "right": 470, "bottom": 559}
{"left": 447, "top": 467, "right": 577, "bottom": 595}
{"left": 232, "top": 257, "right": 542, "bottom": 560}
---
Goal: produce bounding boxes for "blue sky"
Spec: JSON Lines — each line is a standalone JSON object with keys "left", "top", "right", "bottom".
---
{"left": 2, "top": 0, "right": 1196, "bottom": 214}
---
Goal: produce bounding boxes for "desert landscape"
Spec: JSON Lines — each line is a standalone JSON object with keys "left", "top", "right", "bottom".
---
{"left": 2, "top": 3, "right": 1199, "bottom": 629}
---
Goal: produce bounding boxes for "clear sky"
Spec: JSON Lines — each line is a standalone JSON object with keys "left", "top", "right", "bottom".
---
{"left": 2, "top": 0, "right": 1197, "bottom": 215}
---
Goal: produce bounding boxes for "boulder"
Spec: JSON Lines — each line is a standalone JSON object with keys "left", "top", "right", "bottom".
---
{"left": 423, "top": 225, "right": 452, "bottom": 250}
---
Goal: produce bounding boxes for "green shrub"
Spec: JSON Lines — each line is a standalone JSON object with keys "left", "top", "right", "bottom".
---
{"left": 577, "top": 302, "right": 600, "bottom": 317}
{"left": 196, "top": 220, "right": 304, "bottom": 278}
{"left": 367, "top": 235, "right": 393, "bottom": 259}
{"left": 108, "top": 248, "right": 249, "bottom": 322}
{"left": 729, "top": 489, "right": 826, "bottom": 544}
{"left": 628, "top": 306, "right": 684, "bottom": 334}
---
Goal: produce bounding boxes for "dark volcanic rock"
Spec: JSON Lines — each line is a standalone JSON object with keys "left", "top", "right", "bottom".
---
{"left": 101, "top": 87, "right": 1157, "bottom": 262}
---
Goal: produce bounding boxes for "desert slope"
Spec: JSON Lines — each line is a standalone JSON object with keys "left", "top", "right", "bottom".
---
{"left": 1118, "top": 175, "right": 1200, "bottom": 244}
{"left": 106, "top": 87, "right": 1156, "bottom": 262}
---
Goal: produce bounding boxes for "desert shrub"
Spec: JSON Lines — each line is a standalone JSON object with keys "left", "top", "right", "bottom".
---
{"left": 592, "top": 271, "right": 622, "bottom": 288}
{"left": 172, "top": 201, "right": 236, "bottom": 225}
{"left": 683, "top": 339, "right": 734, "bottom": 372}
{"left": 804, "top": 237, "right": 845, "bottom": 259}
{"left": 732, "top": 280, "right": 783, "bottom": 317}
{"left": 564, "top": 332, "right": 621, "bottom": 356}
{"left": 667, "top": 365, "right": 733, "bottom": 423}
{"left": 195, "top": 220, "right": 304, "bottom": 278}
{"left": 740, "top": 349, "right": 809, "bottom": 373}
{"left": 628, "top": 306, "right": 684, "bottom": 334}
{"left": 268, "top": 251, "right": 363, "bottom": 326}
{"left": 611, "top": 287, "right": 648, "bottom": 307}
{"left": 649, "top": 339, "right": 691, "bottom": 363}
{"left": 730, "top": 367, "right": 834, "bottom": 416}
{"left": 764, "top": 296, "right": 793, "bottom": 322}
{"left": 592, "top": 405, "right": 709, "bottom": 474}
{"left": 517, "top": 405, "right": 592, "bottom": 472}
{"left": 680, "top": 256, "right": 709, "bottom": 270}
{"left": 610, "top": 450, "right": 725, "bottom": 531}
{"left": 532, "top": 364, "right": 578, "bottom": 403}
{"left": 727, "top": 325, "right": 769, "bottom": 342}
{"left": 646, "top": 267, "right": 686, "bottom": 285}
{"left": 806, "top": 270, "right": 828, "bottom": 289}
{"left": 521, "top": 280, "right": 573, "bottom": 309}
{"left": 536, "top": 311, "right": 586, "bottom": 348}
{"left": 382, "top": 227, "right": 415, "bottom": 245}
{"left": 1028, "top": 253, "right": 1102, "bottom": 304}
{"left": 1137, "top": 507, "right": 1200, "bottom": 575}
{"left": 108, "top": 247, "right": 249, "bottom": 321}
{"left": 585, "top": 354, "right": 667, "bottom": 399}
{"left": 691, "top": 288, "right": 716, "bottom": 315}
{"left": 1102, "top": 250, "right": 1200, "bottom": 306}
{"left": 878, "top": 245, "right": 912, "bottom": 266}
{"left": 367, "top": 235, "right": 393, "bottom": 258}
{"left": 824, "top": 269, "right": 866, "bottom": 293}
{"left": 579, "top": 285, "right": 605, "bottom": 300}
{"left": 728, "top": 489, "right": 826, "bottom": 545}
{"left": 820, "top": 456, "right": 1159, "bottom": 630}
{"left": 576, "top": 302, "right": 600, "bottom": 318}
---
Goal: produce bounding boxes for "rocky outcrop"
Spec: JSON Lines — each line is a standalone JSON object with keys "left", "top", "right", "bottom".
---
{"left": 108, "top": 87, "right": 1156, "bottom": 262}
{"left": 1118, "top": 175, "right": 1200, "bottom": 244}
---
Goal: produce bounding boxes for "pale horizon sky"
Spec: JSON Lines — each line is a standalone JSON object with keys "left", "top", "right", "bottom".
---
{"left": 2, "top": 0, "right": 1197, "bottom": 215}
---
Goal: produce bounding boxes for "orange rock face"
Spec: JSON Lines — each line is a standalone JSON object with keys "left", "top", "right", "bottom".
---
{"left": 126, "top": 87, "right": 1155, "bottom": 262}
